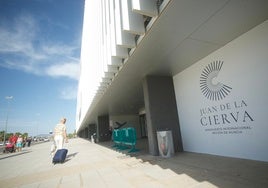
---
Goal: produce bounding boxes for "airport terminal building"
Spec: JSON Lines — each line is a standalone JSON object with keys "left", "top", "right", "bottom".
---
{"left": 76, "top": 0, "right": 268, "bottom": 162}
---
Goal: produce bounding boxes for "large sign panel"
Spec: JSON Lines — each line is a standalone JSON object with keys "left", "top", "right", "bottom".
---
{"left": 173, "top": 21, "right": 268, "bottom": 161}
{"left": 200, "top": 61, "right": 232, "bottom": 101}
{"left": 199, "top": 61, "right": 254, "bottom": 135}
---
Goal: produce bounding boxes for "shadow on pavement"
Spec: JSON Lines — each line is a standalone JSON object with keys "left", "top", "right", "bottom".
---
{"left": 67, "top": 152, "right": 78, "bottom": 159}
{"left": 96, "top": 138, "right": 268, "bottom": 188}
{"left": 64, "top": 152, "right": 79, "bottom": 163}
{"left": 0, "top": 150, "right": 32, "bottom": 160}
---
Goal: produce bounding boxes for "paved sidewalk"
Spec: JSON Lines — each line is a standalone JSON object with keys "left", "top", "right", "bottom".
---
{"left": 0, "top": 138, "right": 267, "bottom": 188}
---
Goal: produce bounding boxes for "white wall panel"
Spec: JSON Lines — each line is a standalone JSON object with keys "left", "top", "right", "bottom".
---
{"left": 111, "top": 56, "right": 123, "bottom": 66}
{"left": 115, "top": 0, "right": 135, "bottom": 48}
{"left": 102, "top": 77, "right": 112, "bottom": 84}
{"left": 132, "top": 0, "right": 158, "bottom": 17}
{"left": 77, "top": 0, "right": 105, "bottom": 127}
{"left": 109, "top": 0, "right": 129, "bottom": 58}
{"left": 107, "top": 65, "right": 118, "bottom": 73}
{"left": 105, "top": 72, "right": 115, "bottom": 78}
{"left": 121, "top": 0, "right": 145, "bottom": 35}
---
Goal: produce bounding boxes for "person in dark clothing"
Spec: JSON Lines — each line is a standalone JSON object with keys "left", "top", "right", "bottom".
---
{"left": 27, "top": 137, "right": 32, "bottom": 147}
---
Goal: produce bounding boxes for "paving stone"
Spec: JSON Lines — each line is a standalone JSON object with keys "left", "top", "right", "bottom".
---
{"left": 0, "top": 138, "right": 267, "bottom": 188}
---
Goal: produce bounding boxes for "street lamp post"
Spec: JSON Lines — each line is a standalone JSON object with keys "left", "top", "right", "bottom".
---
{"left": 3, "top": 96, "right": 13, "bottom": 143}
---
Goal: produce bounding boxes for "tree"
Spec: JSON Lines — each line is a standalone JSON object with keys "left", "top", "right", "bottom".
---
{"left": 0, "top": 131, "right": 29, "bottom": 142}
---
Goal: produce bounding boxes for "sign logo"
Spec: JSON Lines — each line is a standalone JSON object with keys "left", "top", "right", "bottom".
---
{"left": 200, "top": 61, "right": 232, "bottom": 101}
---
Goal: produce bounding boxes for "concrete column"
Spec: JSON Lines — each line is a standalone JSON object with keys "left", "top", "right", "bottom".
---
{"left": 85, "top": 127, "right": 89, "bottom": 139}
{"left": 143, "top": 75, "right": 183, "bottom": 155}
{"left": 97, "top": 115, "right": 110, "bottom": 142}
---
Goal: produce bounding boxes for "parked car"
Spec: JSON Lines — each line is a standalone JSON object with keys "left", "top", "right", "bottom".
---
{"left": 43, "top": 138, "right": 49, "bottom": 142}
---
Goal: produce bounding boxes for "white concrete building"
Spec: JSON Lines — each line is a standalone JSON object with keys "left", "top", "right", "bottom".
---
{"left": 76, "top": 0, "right": 268, "bottom": 162}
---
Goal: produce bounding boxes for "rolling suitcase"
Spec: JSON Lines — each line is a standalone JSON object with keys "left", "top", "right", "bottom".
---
{"left": 52, "top": 149, "right": 68, "bottom": 164}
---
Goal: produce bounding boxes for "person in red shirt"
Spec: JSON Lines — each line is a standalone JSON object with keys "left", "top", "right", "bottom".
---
{"left": 7, "top": 133, "right": 18, "bottom": 152}
{"left": 9, "top": 133, "right": 18, "bottom": 145}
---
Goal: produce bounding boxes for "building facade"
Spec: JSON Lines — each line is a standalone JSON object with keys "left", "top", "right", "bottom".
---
{"left": 76, "top": 0, "right": 268, "bottom": 161}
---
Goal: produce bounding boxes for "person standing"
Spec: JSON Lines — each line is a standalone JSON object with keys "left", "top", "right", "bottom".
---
{"left": 9, "top": 133, "right": 18, "bottom": 152}
{"left": 9, "top": 133, "right": 18, "bottom": 145}
{"left": 16, "top": 135, "right": 23, "bottom": 152}
{"left": 27, "top": 137, "right": 32, "bottom": 147}
{"left": 53, "top": 118, "right": 68, "bottom": 150}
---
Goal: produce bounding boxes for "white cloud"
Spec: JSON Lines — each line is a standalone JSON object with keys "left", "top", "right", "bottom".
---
{"left": 46, "top": 61, "right": 80, "bottom": 80}
{"left": 0, "top": 13, "right": 81, "bottom": 81}
{"left": 0, "top": 14, "right": 45, "bottom": 60}
{"left": 42, "top": 43, "right": 78, "bottom": 56}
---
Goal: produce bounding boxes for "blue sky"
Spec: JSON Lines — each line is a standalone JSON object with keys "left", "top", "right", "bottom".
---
{"left": 0, "top": 0, "right": 84, "bottom": 136}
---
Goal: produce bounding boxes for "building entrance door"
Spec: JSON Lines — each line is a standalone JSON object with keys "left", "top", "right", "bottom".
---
{"left": 139, "top": 114, "right": 148, "bottom": 138}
